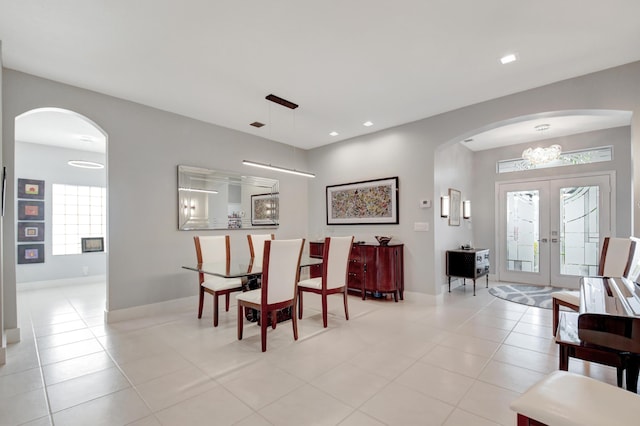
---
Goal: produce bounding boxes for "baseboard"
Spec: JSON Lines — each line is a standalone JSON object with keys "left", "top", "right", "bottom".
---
{"left": 5, "top": 327, "right": 21, "bottom": 344}
{"left": 18, "top": 275, "right": 106, "bottom": 291}
{"left": 0, "top": 347, "right": 5, "bottom": 365}
{"left": 105, "top": 296, "right": 195, "bottom": 324}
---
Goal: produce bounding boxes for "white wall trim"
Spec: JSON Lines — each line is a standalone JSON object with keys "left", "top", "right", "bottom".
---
{"left": 5, "top": 327, "right": 20, "bottom": 344}
{"left": 17, "top": 275, "right": 106, "bottom": 291}
{"left": 105, "top": 295, "right": 195, "bottom": 323}
{"left": 0, "top": 347, "right": 5, "bottom": 365}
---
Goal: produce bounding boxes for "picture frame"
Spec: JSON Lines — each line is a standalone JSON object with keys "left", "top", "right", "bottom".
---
{"left": 18, "top": 222, "right": 45, "bottom": 242}
{"left": 17, "top": 243, "right": 45, "bottom": 264}
{"left": 326, "top": 177, "right": 399, "bottom": 225}
{"left": 18, "top": 200, "right": 44, "bottom": 221}
{"left": 448, "top": 188, "right": 461, "bottom": 226}
{"left": 17, "top": 178, "right": 45, "bottom": 200}
{"left": 251, "top": 193, "right": 279, "bottom": 226}
{"left": 81, "top": 237, "right": 105, "bottom": 253}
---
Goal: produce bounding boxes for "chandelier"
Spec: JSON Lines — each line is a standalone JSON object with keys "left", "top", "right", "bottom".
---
{"left": 522, "top": 144, "right": 562, "bottom": 165}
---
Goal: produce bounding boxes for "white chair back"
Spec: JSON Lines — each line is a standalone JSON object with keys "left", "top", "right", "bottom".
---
{"left": 263, "top": 239, "right": 303, "bottom": 304}
{"left": 197, "top": 235, "right": 228, "bottom": 263}
{"left": 325, "top": 236, "right": 353, "bottom": 290}
{"left": 600, "top": 237, "right": 634, "bottom": 277}
{"left": 248, "top": 234, "right": 274, "bottom": 266}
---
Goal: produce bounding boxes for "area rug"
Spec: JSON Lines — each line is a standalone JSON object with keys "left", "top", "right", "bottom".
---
{"left": 488, "top": 284, "right": 573, "bottom": 309}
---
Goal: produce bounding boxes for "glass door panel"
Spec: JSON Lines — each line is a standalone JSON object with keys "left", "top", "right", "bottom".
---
{"left": 506, "top": 190, "right": 539, "bottom": 273}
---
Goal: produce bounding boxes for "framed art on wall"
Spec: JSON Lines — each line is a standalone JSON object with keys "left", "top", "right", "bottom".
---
{"left": 448, "top": 188, "right": 461, "bottom": 226}
{"left": 251, "top": 193, "right": 279, "bottom": 225}
{"left": 17, "top": 178, "right": 45, "bottom": 200}
{"left": 326, "top": 177, "right": 399, "bottom": 225}
{"left": 18, "top": 222, "right": 45, "bottom": 242}
{"left": 81, "top": 237, "right": 105, "bottom": 253}
{"left": 18, "top": 200, "right": 44, "bottom": 221}
{"left": 18, "top": 243, "right": 45, "bottom": 264}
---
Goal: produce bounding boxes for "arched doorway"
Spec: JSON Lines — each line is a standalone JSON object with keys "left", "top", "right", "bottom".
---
{"left": 14, "top": 107, "right": 108, "bottom": 311}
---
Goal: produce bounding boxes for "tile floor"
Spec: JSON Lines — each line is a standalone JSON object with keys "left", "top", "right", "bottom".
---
{"left": 0, "top": 279, "right": 619, "bottom": 426}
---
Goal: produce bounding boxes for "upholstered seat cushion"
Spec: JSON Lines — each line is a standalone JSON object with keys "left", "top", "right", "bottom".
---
{"left": 236, "top": 288, "right": 261, "bottom": 304}
{"left": 551, "top": 290, "right": 580, "bottom": 306}
{"left": 510, "top": 371, "right": 640, "bottom": 426}
{"left": 297, "top": 277, "right": 322, "bottom": 290}
{"left": 202, "top": 276, "right": 243, "bottom": 292}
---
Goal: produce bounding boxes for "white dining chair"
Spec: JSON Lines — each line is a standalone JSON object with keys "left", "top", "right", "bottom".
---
{"left": 194, "top": 235, "right": 244, "bottom": 327}
{"left": 297, "top": 236, "right": 353, "bottom": 328}
{"left": 236, "top": 238, "right": 304, "bottom": 352}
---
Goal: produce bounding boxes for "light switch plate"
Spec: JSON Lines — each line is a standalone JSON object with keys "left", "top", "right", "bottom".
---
{"left": 414, "top": 222, "right": 429, "bottom": 231}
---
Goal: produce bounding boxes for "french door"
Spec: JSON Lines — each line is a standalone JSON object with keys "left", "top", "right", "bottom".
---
{"left": 498, "top": 174, "right": 612, "bottom": 288}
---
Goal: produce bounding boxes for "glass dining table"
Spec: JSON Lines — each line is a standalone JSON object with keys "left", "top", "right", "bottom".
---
{"left": 182, "top": 255, "right": 322, "bottom": 322}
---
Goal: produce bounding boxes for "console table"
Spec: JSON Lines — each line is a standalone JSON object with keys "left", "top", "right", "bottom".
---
{"left": 446, "top": 248, "right": 490, "bottom": 296}
{"left": 310, "top": 241, "right": 404, "bottom": 302}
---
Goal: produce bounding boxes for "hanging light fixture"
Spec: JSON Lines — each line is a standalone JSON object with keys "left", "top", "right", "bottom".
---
{"left": 243, "top": 94, "right": 315, "bottom": 178}
{"left": 522, "top": 144, "right": 562, "bottom": 165}
{"left": 521, "top": 124, "right": 561, "bottom": 165}
{"left": 242, "top": 160, "right": 315, "bottom": 178}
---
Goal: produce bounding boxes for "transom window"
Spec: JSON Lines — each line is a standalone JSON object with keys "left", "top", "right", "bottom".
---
{"left": 52, "top": 184, "right": 106, "bottom": 255}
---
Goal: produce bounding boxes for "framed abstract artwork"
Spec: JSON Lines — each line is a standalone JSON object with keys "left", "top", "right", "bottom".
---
{"left": 251, "top": 193, "right": 279, "bottom": 226}
{"left": 448, "top": 188, "right": 461, "bottom": 226}
{"left": 18, "top": 243, "right": 45, "bottom": 264}
{"left": 81, "top": 237, "right": 105, "bottom": 253}
{"left": 326, "top": 177, "right": 399, "bottom": 225}
{"left": 18, "top": 222, "right": 45, "bottom": 242}
{"left": 18, "top": 200, "right": 45, "bottom": 221}
{"left": 17, "top": 178, "right": 45, "bottom": 200}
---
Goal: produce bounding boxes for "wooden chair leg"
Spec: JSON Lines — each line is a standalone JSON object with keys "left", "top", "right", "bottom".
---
{"left": 271, "top": 311, "right": 277, "bottom": 329}
{"left": 213, "top": 293, "right": 219, "bottom": 327}
{"left": 343, "top": 290, "right": 349, "bottom": 321}
{"left": 552, "top": 298, "right": 559, "bottom": 337}
{"left": 292, "top": 303, "right": 298, "bottom": 341}
{"left": 261, "top": 310, "right": 268, "bottom": 352}
{"left": 298, "top": 290, "right": 304, "bottom": 319}
{"left": 237, "top": 304, "right": 244, "bottom": 340}
{"left": 322, "top": 293, "right": 328, "bottom": 328}
{"left": 225, "top": 293, "right": 230, "bottom": 311}
{"left": 198, "top": 286, "right": 205, "bottom": 318}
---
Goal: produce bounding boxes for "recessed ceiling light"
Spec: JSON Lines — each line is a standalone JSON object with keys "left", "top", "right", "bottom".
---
{"left": 77, "top": 135, "right": 97, "bottom": 142}
{"left": 363, "top": 121, "right": 373, "bottom": 127}
{"left": 329, "top": 131, "right": 339, "bottom": 136}
{"left": 250, "top": 121, "right": 265, "bottom": 128}
{"left": 68, "top": 160, "right": 104, "bottom": 169}
{"left": 463, "top": 138, "right": 474, "bottom": 143}
{"left": 534, "top": 124, "right": 550, "bottom": 131}
{"left": 500, "top": 53, "right": 517, "bottom": 65}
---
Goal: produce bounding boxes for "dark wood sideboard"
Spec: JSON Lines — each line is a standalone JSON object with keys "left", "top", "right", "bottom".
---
{"left": 309, "top": 241, "right": 404, "bottom": 302}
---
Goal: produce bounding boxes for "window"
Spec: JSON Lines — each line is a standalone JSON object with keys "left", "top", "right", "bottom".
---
{"left": 497, "top": 146, "right": 613, "bottom": 174}
{"left": 52, "top": 184, "right": 106, "bottom": 255}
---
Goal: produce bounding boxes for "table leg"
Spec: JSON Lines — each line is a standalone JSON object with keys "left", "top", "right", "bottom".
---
{"left": 473, "top": 279, "right": 476, "bottom": 296}
{"left": 448, "top": 276, "right": 451, "bottom": 293}
{"left": 558, "top": 344, "right": 569, "bottom": 371}
{"left": 486, "top": 275, "right": 489, "bottom": 288}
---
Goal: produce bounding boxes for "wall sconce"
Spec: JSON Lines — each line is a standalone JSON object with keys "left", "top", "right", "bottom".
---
{"left": 440, "top": 196, "right": 450, "bottom": 217}
{"left": 463, "top": 200, "right": 471, "bottom": 219}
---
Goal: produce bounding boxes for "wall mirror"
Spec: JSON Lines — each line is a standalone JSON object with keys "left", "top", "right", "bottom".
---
{"left": 178, "top": 165, "right": 279, "bottom": 230}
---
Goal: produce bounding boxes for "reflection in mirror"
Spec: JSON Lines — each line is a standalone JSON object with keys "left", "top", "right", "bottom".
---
{"left": 178, "top": 165, "right": 279, "bottom": 230}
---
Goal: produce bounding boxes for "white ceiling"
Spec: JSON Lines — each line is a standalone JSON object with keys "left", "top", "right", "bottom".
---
{"left": 2, "top": 1, "right": 640, "bottom": 151}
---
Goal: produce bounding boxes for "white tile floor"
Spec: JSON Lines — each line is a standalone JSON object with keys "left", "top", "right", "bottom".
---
{"left": 0, "top": 279, "right": 619, "bottom": 426}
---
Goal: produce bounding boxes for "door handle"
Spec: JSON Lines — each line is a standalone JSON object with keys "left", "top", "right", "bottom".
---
{"left": 551, "top": 238, "right": 559, "bottom": 243}
{"left": 540, "top": 238, "right": 548, "bottom": 243}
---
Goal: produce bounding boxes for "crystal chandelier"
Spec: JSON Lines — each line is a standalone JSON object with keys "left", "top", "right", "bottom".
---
{"left": 522, "top": 144, "right": 562, "bottom": 165}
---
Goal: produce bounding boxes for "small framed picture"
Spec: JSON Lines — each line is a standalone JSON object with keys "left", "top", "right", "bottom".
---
{"left": 18, "top": 200, "right": 44, "bottom": 221}
{"left": 17, "top": 178, "right": 45, "bottom": 200}
{"left": 251, "top": 193, "right": 279, "bottom": 226}
{"left": 81, "top": 237, "right": 104, "bottom": 253}
{"left": 18, "top": 243, "right": 45, "bottom": 264}
{"left": 18, "top": 222, "right": 45, "bottom": 242}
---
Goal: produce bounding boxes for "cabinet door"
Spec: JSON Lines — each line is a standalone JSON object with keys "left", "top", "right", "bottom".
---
{"left": 361, "top": 245, "right": 379, "bottom": 293}
{"left": 309, "top": 241, "right": 324, "bottom": 278}
{"left": 348, "top": 245, "right": 364, "bottom": 294}
{"left": 374, "top": 246, "right": 401, "bottom": 292}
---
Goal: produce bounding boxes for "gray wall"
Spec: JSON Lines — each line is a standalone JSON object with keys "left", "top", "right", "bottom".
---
{"left": 472, "top": 126, "right": 633, "bottom": 277}
{"left": 309, "top": 61, "right": 640, "bottom": 296}
{"left": 1, "top": 41, "right": 5, "bottom": 363}
{"left": 2, "top": 70, "right": 310, "bottom": 325}
{"left": 2, "top": 62, "right": 640, "bottom": 331}
{"left": 14, "top": 141, "right": 107, "bottom": 283}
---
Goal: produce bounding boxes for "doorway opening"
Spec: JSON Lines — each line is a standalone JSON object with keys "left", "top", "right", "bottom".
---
{"left": 14, "top": 108, "right": 108, "bottom": 308}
